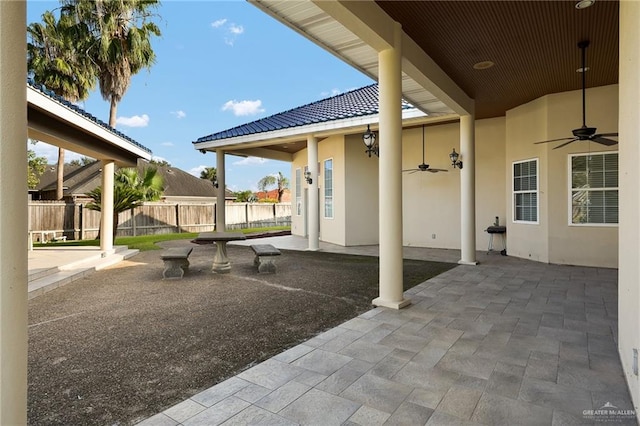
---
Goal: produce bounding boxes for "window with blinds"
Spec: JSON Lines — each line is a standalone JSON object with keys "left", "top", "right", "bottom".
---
{"left": 570, "top": 152, "right": 618, "bottom": 225}
{"left": 324, "top": 159, "right": 333, "bottom": 218}
{"left": 295, "top": 168, "right": 302, "bottom": 216}
{"left": 513, "top": 159, "right": 538, "bottom": 223}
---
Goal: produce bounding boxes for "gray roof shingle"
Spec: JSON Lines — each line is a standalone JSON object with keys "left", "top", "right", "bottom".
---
{"left": 194, "top": 84, "right": 413, "bottom": 144}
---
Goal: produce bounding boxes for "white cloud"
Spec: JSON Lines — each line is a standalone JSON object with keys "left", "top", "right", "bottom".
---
{"left": 151, "top": 155, "right": 169, "bottom": 164}
{"left": 211, "top": 18, "right": 244, "bottom": 46}
{"left": 232, "top": 157, "right": 268, "bottom": 166}
{"left": 222, "top": 100, "right": 265, "bottom": 116}
{"left": 229, "top": 24, "right": 244, "bottom": 35}
{"left": 171, "top": 110, "right": 186, "bottom": 119}
{"left": 189, "top": 165, "right": 208, "bottom": 177}
{"left": 321, "top": 88, "right": 342, "bottom": 98}
{"left": 28, "top": 141, "right": 86, "bottom": 164}
{"left": 116, "top": 114, "right": 150, "bottom": 128}
{"left": 160, "top": 142, "right": 174, "bottom": 147}
{"left": 211, "top": 18, "right": 227, "bottom": 28}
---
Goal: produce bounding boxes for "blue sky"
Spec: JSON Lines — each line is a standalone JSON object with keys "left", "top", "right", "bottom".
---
{"left": 28, "top": 0, "right": 373, "bottom": 192}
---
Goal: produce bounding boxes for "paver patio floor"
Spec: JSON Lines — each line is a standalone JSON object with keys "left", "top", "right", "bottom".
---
{"left": 139, "top": 238, "right": 636, "bottom": 426}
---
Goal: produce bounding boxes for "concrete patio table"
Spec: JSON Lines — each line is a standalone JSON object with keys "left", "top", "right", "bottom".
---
{"left": 193, "top": 232, "right": 246, "bottom": 273}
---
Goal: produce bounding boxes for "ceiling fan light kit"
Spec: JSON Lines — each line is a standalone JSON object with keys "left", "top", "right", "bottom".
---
{"left": 534, "top": 40, "right": 618, "bottom": 149}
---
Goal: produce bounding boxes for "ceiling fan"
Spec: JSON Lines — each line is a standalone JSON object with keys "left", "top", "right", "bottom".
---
{"left": 403, "top": 125, "right": 448, "bottom": 174}
{"left": 534, "top": 40, "right": 618, "bottom": 150}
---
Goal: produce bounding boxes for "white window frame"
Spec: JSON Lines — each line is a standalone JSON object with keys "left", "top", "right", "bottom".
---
{"left": 295, "top": 168, "right": 302, "bottom": 216}
{"left": 323, "top": 158, "right": 334, "bottom": 219}
{"left": 568, "top": 151, "right": 618, "bottom": 227}
{"left": 512, "top": 158, "right": 539, "bottom": 224}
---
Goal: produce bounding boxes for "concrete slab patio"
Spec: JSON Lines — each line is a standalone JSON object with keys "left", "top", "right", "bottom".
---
{"left": 136, "top": 236, "right": 636, "bottom": 426}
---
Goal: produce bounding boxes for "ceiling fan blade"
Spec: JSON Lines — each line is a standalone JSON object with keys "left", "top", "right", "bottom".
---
{"left": 597, "top": 132, "right": 618, "bottom": 137}
{"left": 592, "top": 137, "right": 618, "bottom": 146}
{"left": 402, "top": 169, "right": 417, "bottom": 173}
{"left": 534, "top": 137, "right": 574, "bottom": 144}
{"left": 553, "top": 139, "right": 579, "bottom": 149}
{"left": 427, "top": 168, "right": 448, "bottom": 173}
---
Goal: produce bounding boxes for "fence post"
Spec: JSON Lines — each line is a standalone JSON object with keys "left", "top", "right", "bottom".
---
{"left": 245, "top": 203, "right": 249, "bottom": 228}
{"left": 274, "top": 203, "right": 277, "bottom": 226}
{"left": 80, "top": 204, "right": 85, "bottom": 240}
{"left": 213, "top": 203, "right": 217, "bottom": 231}
{"left": 131, "top": 208, "right": 137, "bottom": 237}
{"left": 175, "top": 203, "right": 180, "bottom": 233}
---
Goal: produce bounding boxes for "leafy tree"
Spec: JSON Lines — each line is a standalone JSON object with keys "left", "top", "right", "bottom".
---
{"left": 28, "top": 150, "right": 48, "bottom": 189}
{"left": 61, "top": 0, "right": 162, "bottom": 127}
{"left": 234, "top": 190, "right": 256, "bottom": 203}
{"left": 68, "top": 156, "right": 95, "bottom": 166}
{"left": 86, "top": 167, "right": 164, "bottom": 240}
{"left": 200, "top": 167, "right": 217, "bottom": 184}
{"left": 28, "top": 9, "right": 97, "bottom": 199}
{"left": 149, "top": 158, "right": 171, "bottom": 167}
{"left": 257, "top": 171, "right": 290, "bottom": 202}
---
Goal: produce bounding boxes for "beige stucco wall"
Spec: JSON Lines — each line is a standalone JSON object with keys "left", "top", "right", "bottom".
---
{"left": 545, "top": 85, "right": 618, "bottom": 268}
{"left": 402, "top": 118, "right": 506, "bottom": 250}
{"left": 618, "top": 1, "right": 640, "bottom": 411}
{"left": 505, "top": 95, "right": 550, "bottom": 262}
{"left": 506, "top": 84, "right": 618, "bottom": 267}
{"left": 290, "top": 135, "right": 347, "bottom": 246}
{"left": 344, "top": 134, "right": 379, "bottom": 245}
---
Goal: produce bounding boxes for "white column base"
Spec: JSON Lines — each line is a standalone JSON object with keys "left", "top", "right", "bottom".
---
{"left": 372, "top": 296, "right": 411, "bottom": 310}
{"left": 458, "top": 260, "right": 478, "bottom": 266}
{"left": 305, "top": 247, "right": 320, "bottom": 252}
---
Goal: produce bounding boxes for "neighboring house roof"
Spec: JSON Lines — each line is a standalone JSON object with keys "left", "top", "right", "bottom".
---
{"left": 195, "top": 84, "right": 414, "bottom": 144}
{"left": 36, "top": 160, "right": 234, "bottom": 200}
{"left": 28, "top": 79, "right": 151, "bottom": 156}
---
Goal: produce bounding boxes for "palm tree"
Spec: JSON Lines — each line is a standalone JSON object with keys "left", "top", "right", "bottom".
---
{"left": 61, "top": 0, "right": 162, "bottom": 127}
{"left": 86, "top": 167, "right": 164, "bottom": 240}
{"left": 28, "top": 10, "right": 97, "bottom": 199}
{"left": 258, "top": 172, "right": 290, "bottom": 203}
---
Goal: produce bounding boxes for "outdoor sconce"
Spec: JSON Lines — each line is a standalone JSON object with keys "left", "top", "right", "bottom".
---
{"left": 449, "top": 148, "right": 463, "bottom": 169}
{"left": 304, "top": 170, "right": 313, "bottom": 184}
{"left": 212, "top": 177, "right": 219, "bottom": 188}
{"left": 362, "top": 124, "right": 379, "bottom": 157}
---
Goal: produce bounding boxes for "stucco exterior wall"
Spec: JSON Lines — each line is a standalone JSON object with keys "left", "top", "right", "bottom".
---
{"left": 290, "top": 135, "right": 347, "bottom": 246}
{"left": 506, "top": 95, "right": 550, "bottom": 263}
{"left": 506, "top": 84, "right": 618, "bottom": 267}
{"left": 344, "top": 134, "right": 379, "bottom": 245}
{"left": 402, "top": 118, "right": 505, "bottom": 250}
{"left": 545, "top": 85, "right": 618, "bottom": 268}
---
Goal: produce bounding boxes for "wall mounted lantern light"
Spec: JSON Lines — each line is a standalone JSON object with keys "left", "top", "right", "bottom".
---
{"left": 449, "top": 148, "right": 463, "bottom": 169}
{"left": 304, "top": 170, "right": 313, "bottom": 184}
{"left": 212, "top": 176, "right": 219, "bottom": 188}
{"left": 362, "top": 124, "right": 379, "bottom": 157}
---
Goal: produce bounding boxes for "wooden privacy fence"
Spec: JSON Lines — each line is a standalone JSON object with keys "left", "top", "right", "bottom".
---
{"left": 29, "top": 201, "right": 292, "bottom": 242}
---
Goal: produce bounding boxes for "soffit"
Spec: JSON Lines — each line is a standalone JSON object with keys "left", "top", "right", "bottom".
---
{"left": 253, "top": 0, "right": 618, "bottom": 121}
{"left": 251, "top": 0, "right": 455, "bottom": 117}
{"left": 377, "top": 0, "right": 619, "bottom": 119}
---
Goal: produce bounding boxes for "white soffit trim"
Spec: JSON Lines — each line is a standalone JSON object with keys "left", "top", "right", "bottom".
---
{"left": 250, "top": 0, "right": 471, "bottom": 115}
{"left": 27, "top": 86, "right": 152, "bottom": 160}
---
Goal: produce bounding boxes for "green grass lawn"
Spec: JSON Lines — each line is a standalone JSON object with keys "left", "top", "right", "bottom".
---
{"left": 35, "top": 226, "right": 291, "bottom": 251}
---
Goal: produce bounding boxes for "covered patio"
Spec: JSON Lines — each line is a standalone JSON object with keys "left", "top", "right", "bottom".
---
{"left": 139, "top": 235, "right": 633, "bottom": 425}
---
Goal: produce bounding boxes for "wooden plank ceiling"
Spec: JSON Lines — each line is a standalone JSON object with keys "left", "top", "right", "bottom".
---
{"left": 377, "top": 0, "right": 619, "bottom": 119}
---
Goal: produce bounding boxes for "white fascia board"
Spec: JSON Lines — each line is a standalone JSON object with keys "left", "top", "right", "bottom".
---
{"left": 27, "top": 86, "right": 152, "bottom": 160}
{"left": 192, "top": 108, "right": 431, "bottom": 152}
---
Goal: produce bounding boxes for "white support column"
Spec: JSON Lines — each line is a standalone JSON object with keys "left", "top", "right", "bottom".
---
{"left": 372, "top": 22, "right": 410, "bottom": 310}
{"left": 100, "top": 160, "right": 115, "bottom": 253}
{"left": 307, "top": 135, "right": 319, "bottom": 251}
{"left": 216, "top": 150, "right": 226, "bottom": 231}
{"left": 459, "top": 114, "right": 477, "bottom": 265}
{"left": 0, "top": 2, "right": 28, "bottom": 423}
{"left": 618, "top": 0, "right": 640, "bottom": 412}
